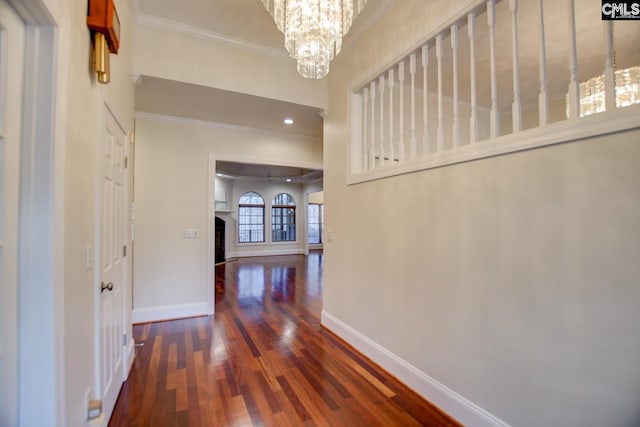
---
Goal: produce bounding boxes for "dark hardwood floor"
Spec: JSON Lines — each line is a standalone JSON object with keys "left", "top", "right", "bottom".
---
{"left": 109, "top": 253, "right": 460, "bottom": 426}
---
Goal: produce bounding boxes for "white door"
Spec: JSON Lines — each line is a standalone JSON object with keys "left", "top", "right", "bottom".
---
{"left": 0, "top": 2, "right": 25, "bottom": 425}
{"left": 98, "top": 106, "right": 127, "bottom": 421}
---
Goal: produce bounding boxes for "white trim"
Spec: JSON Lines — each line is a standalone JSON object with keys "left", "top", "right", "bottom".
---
{"left": 125, "top": 337, "right": 135, "bottom": 376}
{"left": 349, "top": 105, "right": 640, "bottom": 184}
{"left": 207, "top": 155, "right": 216, "bottom": 316}
{"left": 0, "top": 24, "right": 6, "bottom": 137}
{"left": 132, "top": 302, "right": 210, "bottom": 324}
{"left": 321, "top": 311, "right": 511, "bottom": 427}
{"left": 18, "top": 21, "right": 59, "bottom": 427}
{"left": 137, "top": 14, "right": 289, "bottom": 59}
{"left": 228, "top": 248, "right": 305, "bottom": 259}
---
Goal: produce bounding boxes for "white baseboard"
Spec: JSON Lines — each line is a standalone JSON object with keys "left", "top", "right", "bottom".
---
{"left": 132, "top": 302, "right": 210, "bottom": 324}
{"left": 125, "top": 338, "right": 135, "bottom": 377}
{"left": 321, "top": 311, "right": 510, "bottom": 427}
{"left": 228, "top": 248, "right": 305, "bottom": 258}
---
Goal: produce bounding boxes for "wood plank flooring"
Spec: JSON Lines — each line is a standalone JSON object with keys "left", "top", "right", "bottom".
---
{"left": 109, "top": 253, "right": 460, "bottom": 426}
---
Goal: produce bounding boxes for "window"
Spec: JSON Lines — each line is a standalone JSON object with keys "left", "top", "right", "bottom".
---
{"left": 238, "top": 192, "right": 265, "bottom": 243}
{"left": 272, "top": 193, "right": 296, "bottom": 242}
{"left": 308, "top": 203, "right": 324, "bottom": 244}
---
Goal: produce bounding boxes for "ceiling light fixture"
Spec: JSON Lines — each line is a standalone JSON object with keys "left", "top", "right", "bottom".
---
{"left": 262, "top": 0, "right": 368, "bottom": 79}
{"left": 284, "top": 118, "right": 294, "bottom": 124}
{"left": 286, "top": 178, "right": 292, "bottom": 182}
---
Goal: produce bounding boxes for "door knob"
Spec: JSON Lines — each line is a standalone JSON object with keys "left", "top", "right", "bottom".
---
{"left": 101, "top": 282, "right": 114, "bottom": 292}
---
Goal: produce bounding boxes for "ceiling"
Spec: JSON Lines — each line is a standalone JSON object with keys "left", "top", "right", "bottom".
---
{"left": 216, "top": 161, "right": 323, "bottom": 183}
{"left": 136, "top": 76, "right": 324, "bottom": 138}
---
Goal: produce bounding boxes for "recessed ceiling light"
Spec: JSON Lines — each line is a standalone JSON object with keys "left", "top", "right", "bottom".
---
{"left": 284, "top": 118, "right": 294, "bottom": 125}
{"left": 286, "top": 178, "right": 292, "bottom": 182}
{"left": 216, "top": 173, "right": 223, "bottom": 177}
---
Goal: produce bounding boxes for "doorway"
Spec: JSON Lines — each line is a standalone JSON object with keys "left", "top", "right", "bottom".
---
{"left": 215, "top": 217, "right": 225, "bottom": 264}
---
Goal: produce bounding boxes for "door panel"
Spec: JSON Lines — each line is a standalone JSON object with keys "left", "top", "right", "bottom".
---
{"left": 99, "top": 107, "right": 126, "bottom": 421}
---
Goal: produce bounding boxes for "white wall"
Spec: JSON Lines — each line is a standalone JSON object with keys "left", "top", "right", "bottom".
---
{"left": 59, "top": 0, "right": 136, "bottom": 424}
{"left": 134, "top": 22, "right": 328, "bottom": 110}
{"left": 223, "top": 179, "right": 305, "bottom": 258}
{"left": 133, "top": 114, "right": 322, "bottom": 322}
{"left": 324, "top": 0, "right": 640, "bottom": 426}
{"left": 4, "top": 0, "right": 136, "bottom": 425}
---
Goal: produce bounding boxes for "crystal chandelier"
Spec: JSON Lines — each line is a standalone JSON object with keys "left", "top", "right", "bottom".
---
{"left": 566, "top": 65, "right": 640, "bottom": 118}
{"left": 262, "top": 0, "right": 368, "bottom": 79}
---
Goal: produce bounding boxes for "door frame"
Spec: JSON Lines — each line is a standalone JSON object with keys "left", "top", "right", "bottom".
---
{"left": 8, "top": 0, "right": 63, "bottom": 424}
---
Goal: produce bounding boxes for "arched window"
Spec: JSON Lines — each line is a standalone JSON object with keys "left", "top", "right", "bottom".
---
{"left": 238, "top": 191, "right": 265, "bottom": 243}
{"left": 272, "top": 193, "right": 296, "bottom": 242}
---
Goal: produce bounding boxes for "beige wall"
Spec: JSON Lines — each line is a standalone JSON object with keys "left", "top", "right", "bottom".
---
{"left": 134, "top": 23, "right": 328, "bottom": 109}
{"left": 133, "top": 115, "right": 321, "bottom": 320}
{"left": 324, "top": 0, "right": 640, "bottom": 426}
{"left": 57, "top": 0, "right": 136, "bottom": 424}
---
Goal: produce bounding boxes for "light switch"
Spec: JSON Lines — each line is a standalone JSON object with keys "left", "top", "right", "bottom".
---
{"left": 182, "top": 229, "right": 199, "bottom": 239}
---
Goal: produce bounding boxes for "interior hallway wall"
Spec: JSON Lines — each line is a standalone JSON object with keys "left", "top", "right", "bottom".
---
{"left": 323, "top": 0, "right": 640, "bottom": 426}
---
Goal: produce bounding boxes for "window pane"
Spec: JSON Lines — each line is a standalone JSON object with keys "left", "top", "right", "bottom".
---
{"left": 238, "top": 197, "right": 264, "bottom": 243}
{"left": 308, "top": 203, "right": 323, "bottom": 244}
{"left": 272, "top": 206, "right": 296, "bottom": 242}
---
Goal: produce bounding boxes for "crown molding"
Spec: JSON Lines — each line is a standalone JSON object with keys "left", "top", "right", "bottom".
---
{"left": 136, "top": 14, "right": 289, "bottom": 60}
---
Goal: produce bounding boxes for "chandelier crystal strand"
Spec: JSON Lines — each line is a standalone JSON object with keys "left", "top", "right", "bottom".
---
{"left": 263, "top": 0, "right": 367, "bottom": 79}
{"left": 566, "top": 65, "right": 640, "bottom": 117}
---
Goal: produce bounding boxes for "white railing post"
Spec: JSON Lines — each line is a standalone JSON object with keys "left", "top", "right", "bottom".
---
{"left": 510, "top": 0, "right": 522, "bottom": 132}
{"left": 567, "top": 0, "right": 580, "bottom": 119}
{"left": 388, "top": 69, "right": 395, "bottom": 162}
{"left": 398, "top": 61, "right": 405, "bottom": 161}
{"left": 538, "top": 0, "right": 549, "bottom": 126}
{"left": 451, "top": 23, "right": 460, "bottom": 148}
{"left": 468, "top": 11, "right": 478, "bottom": 143}
{"left": 488, "top": 0, "right": 500, "bottom": 138}
{"left": 603, "top": 21, "right": 616, "bottom": 112}
{"left": 436, "top": 34, "right": 444, "bottom": 152}
{"left": 410, "top": 54, "right": 417, "bottom": 159}
{"left": 370, "top": 81, "right": 376, "bottom": 168}
{"left": 422, "top": 45, "right": 430, "bottom": 155}
{"left": 379, "top": 75, "right": 386, "bottom": 165}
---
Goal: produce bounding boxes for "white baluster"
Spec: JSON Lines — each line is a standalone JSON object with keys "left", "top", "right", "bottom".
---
{"left": 388, "top": 69, "right": 395, "bottom": 162}
{"left": 370, "top": 81, "right": 376, "bottom": 168}
{"left": 510, "top": 0, "right": 522, "bottom": 132}
{"left": 363, "top": 87, "right": 369, "bottom": 170}
{"left": 435, "top": 34, "right": 444, "bottom": 152}
{"left": 451, "top": 23, "right": 460, "bottom": 148}
{"left": 538, "top": 0, "right": 549, "bottom": 126}
{"left": 398, "top": 61, "right": 405, "bottom": 161}
{"left": 487, "top": 0, "right": 500, "bottom": 137}
{"left": 567, "top": 0, "right": 580, "bottom": 119}
{"left": 379, "top": 75, "right": 385, "bottom": 166}
{"left": 410, "top": 54, "right": 417, "bottom": 159}
{"left": 422, "top": 45, "right": 430, "bottom": 155}
{"left": 468, "top": 11, "right": 478, "bottom": 143}
{"left": 603, "top": 21, "right": 615, "bottom": 112}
